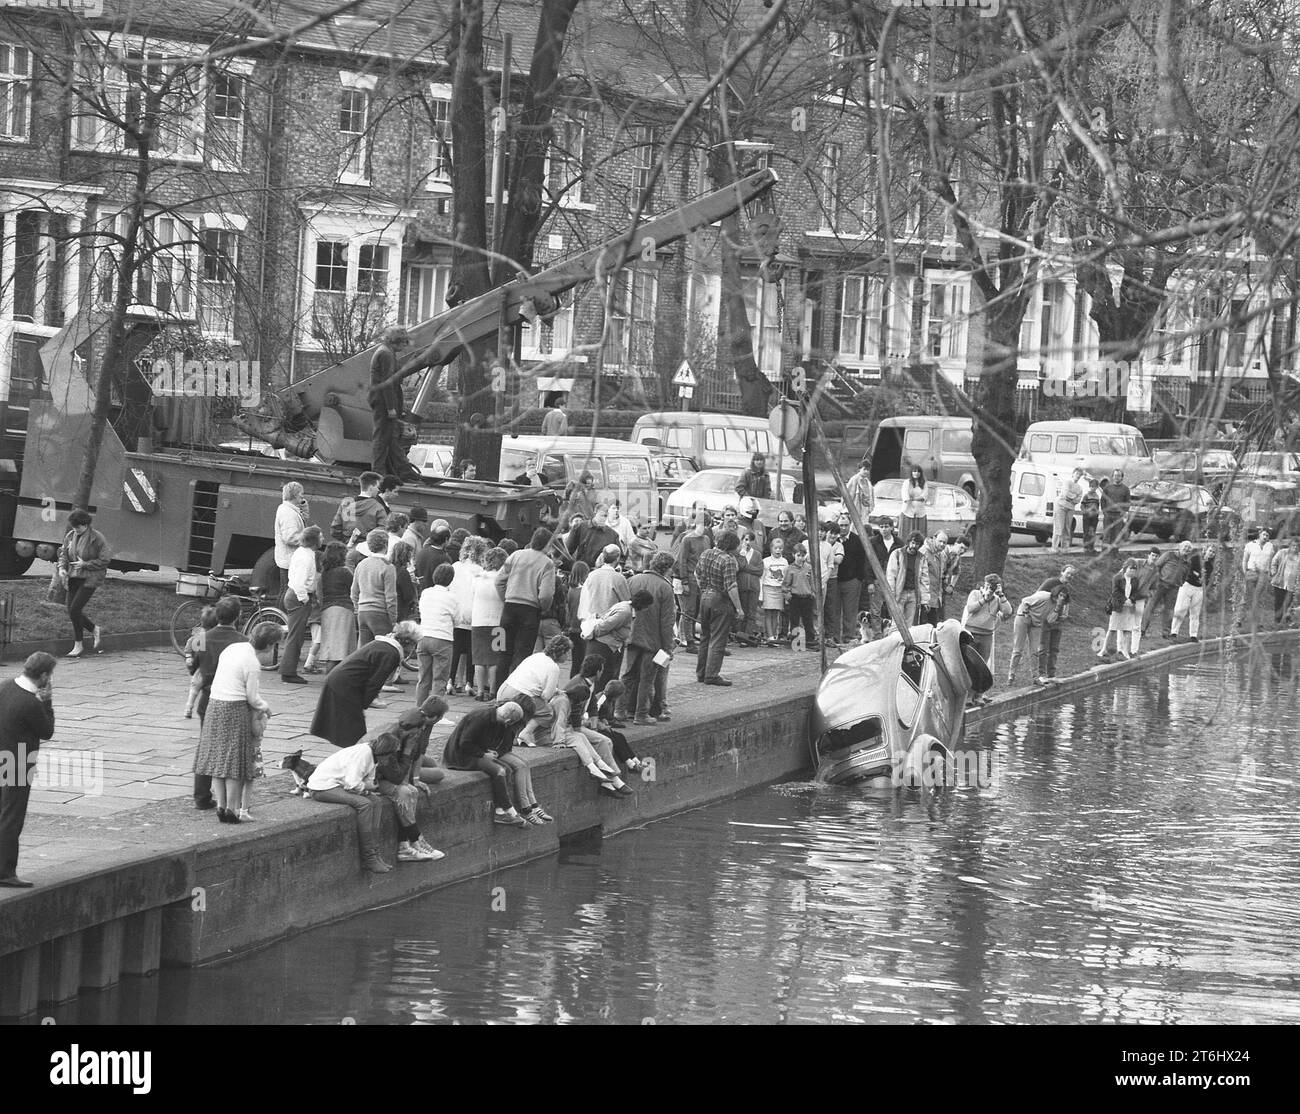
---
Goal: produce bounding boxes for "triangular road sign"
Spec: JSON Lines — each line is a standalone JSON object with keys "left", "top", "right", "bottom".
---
{"left": 672, "top": 360, "right": 697, "bottom": 388}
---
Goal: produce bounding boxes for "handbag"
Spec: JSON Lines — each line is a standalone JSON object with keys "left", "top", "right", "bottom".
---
{"left": 43, "top": 568, "right": 68, "bottom": 608}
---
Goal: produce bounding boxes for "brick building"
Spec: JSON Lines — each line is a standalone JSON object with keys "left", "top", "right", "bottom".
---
{"left": 0, "top": 0, "right": 1290, "bottom": 452}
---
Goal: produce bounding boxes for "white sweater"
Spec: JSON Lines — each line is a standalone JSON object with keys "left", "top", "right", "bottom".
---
{"left": 209, "top": 642, "right": 264, "bottom": 706}
{"left": 418, "top": 585, "right": 458, "bottom": 641}
{"left": 307, "top": 742, "right": 375, "bottom": 793}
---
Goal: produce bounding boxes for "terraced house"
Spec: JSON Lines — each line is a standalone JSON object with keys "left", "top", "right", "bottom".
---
{"left": 0, "top": 0, "right": 1292, "bottom": 454}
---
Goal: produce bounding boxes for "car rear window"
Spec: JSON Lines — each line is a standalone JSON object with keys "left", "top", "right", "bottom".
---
{"left": 1018, "top": 472, "right": 1045, "bottom": 495}
{"left": 1055, "top": 435, "right": 1078, "bottom": 453}
{"left": 571, "top": 457, "right": 606, "bottom": 486}
{"left": 606, "top": 457, "right": 652, "bottom": 486}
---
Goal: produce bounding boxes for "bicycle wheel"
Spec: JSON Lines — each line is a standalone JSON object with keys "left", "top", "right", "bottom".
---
{"left": 170, "top": 597, "right": 207, "bottom": 656}
{"left": 246, "top": 606, "right": 289, "bottom": 670}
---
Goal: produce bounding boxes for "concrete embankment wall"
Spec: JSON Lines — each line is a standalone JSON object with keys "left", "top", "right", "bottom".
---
{"left": 0, "top": 682, "right": 814, "bottom": 1015}
{"left": 4, "top": 627, "right": 1297, "bottom": 1017}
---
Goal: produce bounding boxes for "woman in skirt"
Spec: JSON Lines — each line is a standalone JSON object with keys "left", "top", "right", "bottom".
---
{"left": 472, "top": 546, "right": 508, "bottom": 701}
{"left": 193, "top": 622, "right": 284, "bottom": 823}
{"left": 1099, "top": 558, "right": 1140, "bottom": 660}
{"left": 316, "top": 541, "right": 357, "bottom": 672}
{"left": 899, "top": 466, "right": 928, "bottom": 540}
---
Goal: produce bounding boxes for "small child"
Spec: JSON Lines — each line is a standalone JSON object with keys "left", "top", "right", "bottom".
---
{"left": 761, "top": 538, "right": 789, "bottom": 645}
{"left": 783, "top": 545, "right": 817, "bottom": 649}
{"left": 182, "top": 605, "right": 218, "bottom": 718}
{"left": 593, "top": 680, "right": 643, "bottom": 772}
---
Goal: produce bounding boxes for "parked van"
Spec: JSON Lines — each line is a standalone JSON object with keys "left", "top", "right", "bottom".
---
{"left": 1009, "top": 458, "right": 1057, "bottom": 544}
{"left": 1017, "top": 420, "right": 1157, "bottom": 487}
{"left": 499, "top": 435, "right": 658, "bottom": 527}
{"left": 631, "top": 411, "right": 799, "bottom": 479}
{"left": 869, "top": 416, "right": 980, "bottom": 497}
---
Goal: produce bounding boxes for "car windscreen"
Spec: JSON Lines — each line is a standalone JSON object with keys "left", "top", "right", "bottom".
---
{"left": 873, "top": 479, "right": 904, "bottom": 501}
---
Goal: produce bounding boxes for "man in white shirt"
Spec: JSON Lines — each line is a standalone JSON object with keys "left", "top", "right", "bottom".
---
{"left": 579, "top": 545, "right": 631, "bottom": 623}
{"left": 307, "top": 740, "right": 392, "bottom": 873}
{"left": 273, "top": 481, "right": 308, "bottom": 597}
{"left": 281, "top": 526, "right": 322, "bottom": 684}
{"left": 1240, "top": 528, "right": 1275, "bottom": 629}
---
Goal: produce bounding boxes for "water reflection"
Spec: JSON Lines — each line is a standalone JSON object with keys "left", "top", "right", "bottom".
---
{"left": 54, "top": 662, "right": 1300, "bottom": 1024}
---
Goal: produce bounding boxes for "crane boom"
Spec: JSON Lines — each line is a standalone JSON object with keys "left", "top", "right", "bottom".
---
{"left": 278, "top": 169, "right": 779, "bottom": 466}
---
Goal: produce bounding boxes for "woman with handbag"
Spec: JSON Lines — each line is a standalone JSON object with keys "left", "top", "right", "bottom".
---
{"left": 57, "top": 510, "right": 112, "bottom": 658}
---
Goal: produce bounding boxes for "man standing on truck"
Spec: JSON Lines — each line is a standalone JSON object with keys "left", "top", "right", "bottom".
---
{"left": 369, "top": 326, "right": 421, "bottom": 483}
{"left": 735, "top": 453, "right": 773, "bottom": 501}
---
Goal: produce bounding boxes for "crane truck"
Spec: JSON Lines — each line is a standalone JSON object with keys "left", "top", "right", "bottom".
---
{"left": 0, "top": 169, "right": 778, "bottom": 582}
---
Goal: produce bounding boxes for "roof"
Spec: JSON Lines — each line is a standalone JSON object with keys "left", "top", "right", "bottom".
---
{"left": 1023, "top": 420, "right": 1144, "bottom": 434}
{"left": 877, "top": 416, "right": 971, "bottom": 429}
{"left": 501, "top": 435, "right": 651, "bottom": 454}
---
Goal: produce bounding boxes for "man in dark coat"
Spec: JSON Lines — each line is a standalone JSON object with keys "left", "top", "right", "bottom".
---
{"left": 368, "top": 326, "right": 420, "bottom": 482}
{"left": 0, "top": 651, "right": 56, "bottom": 888}
{"left": 620, "top": 551, "right": 676, "bottom": 723}
{"left": 187, "top": 594, "right": 248, "bottom": 809}
{"left": 734, "top": 453, "right": 773, "bottom": 500}
{"left": 572, "top": 505, "right": 623, "bottom": 568}
{"left": 311, "top": 622, "right": 418, "bottom": 746}
{"left": 414, "top": 522, "right": 452, "bottom": 592}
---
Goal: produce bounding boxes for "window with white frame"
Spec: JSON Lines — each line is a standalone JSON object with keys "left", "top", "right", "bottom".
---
{"left": 826, "top": 27, "right": 852, "bottom": 99}
{"left": 208, "top": 70, "right": 244, "bottom": 170}
{"left": 742, "top": 273, "right": 783, "bottom": 378}
{"left": 198, "top": 227, "right": 238, "bottom": 335}
{"left": 627, "top": 124, "right": 657, "bottom": 213}
{"left": 356, "top": 243, "right": 389, "bottom": 331}
{"left": 72, "top": 43, "right": 203, "bottom": 159}
{"left": 838, "top": 274, "right": 911, "bottom": 364}
{"left": 428, "top": 84, "right": 452, "bottom": 188}
{"left": 337, "top": 75, "right": 373, "bottom": 183}
{"left": 522, "top": 295, "right": 575, "bottom": 360}
{"left": 95, "top": 210, "right": 198, "bottom": 317}
{"left": 924, "top": 274, "right": 968, "bottom": 362}
{"left": 547, "top": 110, "right": 587, "bottom": 206}
{"left": 603, "top": 269, "right": 657, "bottom": 372}
{"left": 817, "top": 143, "right": 841, "bottom": 231}
{"left": 1152, "top": 295, "right": 1194, "bottom": 369}
{"left": 311, "top": 240, "right": 348, "bottom": 337}
{"left": 403, "top": 262, "right": 450, "bottom": 325}
{"left": 0, "top": 43, "right": 31, "bottom": 140}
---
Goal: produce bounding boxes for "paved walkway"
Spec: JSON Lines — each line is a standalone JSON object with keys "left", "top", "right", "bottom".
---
{"left": 20, "top": 642, "right": 828, "bottom": 823}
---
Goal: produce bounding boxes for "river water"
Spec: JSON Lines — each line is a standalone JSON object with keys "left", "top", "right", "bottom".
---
{"left": 135, "top": 655, "right": 1300, "bottom": 1023}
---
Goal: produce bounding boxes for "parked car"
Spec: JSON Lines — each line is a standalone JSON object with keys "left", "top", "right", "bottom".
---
{"left": 867, "top": 478, "right": 978, "bottom": 540}
{"left": 409, "top": 443, "right": 454, "bottom": 479}
{"left": 661, "top": 468, "right": 801, "bottom": 529}
{"left": 1127, "top": 481, "right": 1238, "bottom": 541}
{"left": 1239, "top": 450, "right": 1300, "bottom": 483}
{"left": 648, "top": 450, "right": 699, "bottom": 525}
{"left": 1153, "top": 448, "right": 1238, "bottom": 487}
{"left": 1224, "top": 477, "right": 1300, "bottom": 539}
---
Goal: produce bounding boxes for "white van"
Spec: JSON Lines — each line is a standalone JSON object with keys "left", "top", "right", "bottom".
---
{"left": 499, "top": 435, "right": 658, "bottom": 527}
{"left": 1009, "top": 459, "right": 1056, "bottom": 544}
{"left": 631, "top": 411, "right": 799, "bottom": 476}
{"left": 1017, "top": 420, "right": 1157, "bottom": 487}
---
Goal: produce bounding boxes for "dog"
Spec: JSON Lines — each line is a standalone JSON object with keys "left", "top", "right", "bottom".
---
{"left": 280, "top": 749, "right": 317, "bottom": 797}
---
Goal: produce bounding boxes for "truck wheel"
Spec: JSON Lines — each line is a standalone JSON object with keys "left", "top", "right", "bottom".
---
{"left": 0, "top": 547, "right": 34, "bottom": 578}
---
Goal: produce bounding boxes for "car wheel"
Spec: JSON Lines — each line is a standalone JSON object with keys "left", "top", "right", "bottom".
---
{"left": 1034, "top": 533, "right": 1049, "bottom": 545}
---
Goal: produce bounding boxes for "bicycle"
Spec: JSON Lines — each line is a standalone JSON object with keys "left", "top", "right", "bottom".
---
{"left": 170, "top": 572, "right": 290, "bottom": 669}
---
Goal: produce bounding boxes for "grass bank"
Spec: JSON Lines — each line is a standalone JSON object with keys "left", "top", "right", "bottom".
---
{"left": 1, "top": 571, "right": 177, "bottom": 643}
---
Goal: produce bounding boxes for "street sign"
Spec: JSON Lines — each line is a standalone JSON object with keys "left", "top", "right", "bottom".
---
{"left": 672, "top": 360, "right": 697, "bottom": 388}
{"left": 769, "top": 401, "right": 801, "bottom": 445}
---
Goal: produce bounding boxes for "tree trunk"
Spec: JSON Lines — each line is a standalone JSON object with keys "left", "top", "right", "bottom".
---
{"left": 496, "top": 0, "right": 580, "bottom": 283}
{"left": 73, "top": 151, "right": 149, "bottom": 510}
{"left": 448, "top": 0, "right": 495, "bottom": 468}
{"left": 969, "top": 303, "right": 1023, "bottom": 576}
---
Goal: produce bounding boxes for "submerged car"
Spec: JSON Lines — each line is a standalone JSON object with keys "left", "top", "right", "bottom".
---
{"left": 808, "top": 620, "right": 992, "bottom": 786}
